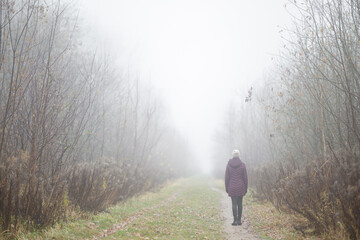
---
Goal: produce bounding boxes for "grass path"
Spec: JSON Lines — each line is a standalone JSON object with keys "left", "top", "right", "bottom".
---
{"left": 18, "top": 176, "right": 224, "bottom": 240}
{"left": 95, "top": 191, "right": 179, "bottom": 239}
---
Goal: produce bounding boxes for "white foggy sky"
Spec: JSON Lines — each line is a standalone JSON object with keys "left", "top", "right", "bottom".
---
{"left": 79, "top": 0, "right": 290, "bottom": 172}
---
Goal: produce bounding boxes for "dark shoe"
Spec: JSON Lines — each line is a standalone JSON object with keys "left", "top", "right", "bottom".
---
{"left": 232, "top": 218, "right": 238, "bottom": 226}
{"left": 236, "top": 219, "right": 242, "bottom": 225}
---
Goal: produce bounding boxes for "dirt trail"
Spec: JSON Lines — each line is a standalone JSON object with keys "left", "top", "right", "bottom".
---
{"left": 212, "top": 187, "right": 260, "bottom": 240}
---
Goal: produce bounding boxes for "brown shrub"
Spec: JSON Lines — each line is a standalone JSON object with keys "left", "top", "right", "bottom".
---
{"left": 67, "top": 160, "right": 171, "bottom": 212}
{"left": 255, "top": 151, "right": 360, "bottom": 240}
{"left": 0, "top": 151, "right": 68, "bottom": 232}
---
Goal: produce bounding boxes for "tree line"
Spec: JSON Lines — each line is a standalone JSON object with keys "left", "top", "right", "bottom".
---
{"left": 214, "top": 0, "right": 360, "bottom": 239}
{"left": 0, "top": 0, "right": 193, "bottom": 234}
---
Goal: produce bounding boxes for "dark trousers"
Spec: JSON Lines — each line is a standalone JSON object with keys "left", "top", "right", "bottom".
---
{"left": 231, "top": 196, "right": 243, "bottom": 220}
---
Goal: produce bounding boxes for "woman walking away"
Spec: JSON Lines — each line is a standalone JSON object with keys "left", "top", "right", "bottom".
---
{"left": 225, "top": 149, "right": 248, "bottom": 226}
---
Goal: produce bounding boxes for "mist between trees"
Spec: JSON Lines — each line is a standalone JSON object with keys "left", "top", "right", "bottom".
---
{"left": 213, "top": 0, "right": 360, "bottom": 239}
{"left": 0, "top": 0, "right": 195, "bottom": 233}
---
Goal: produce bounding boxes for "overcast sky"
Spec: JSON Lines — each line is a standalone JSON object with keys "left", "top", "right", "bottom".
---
{"left": 79, "top": 0, "right": 291, "bottom": 172}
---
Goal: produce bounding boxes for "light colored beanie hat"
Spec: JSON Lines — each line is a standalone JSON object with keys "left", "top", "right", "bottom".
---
{"left": 232, "top": 149, "right": 240, "bottom": 157}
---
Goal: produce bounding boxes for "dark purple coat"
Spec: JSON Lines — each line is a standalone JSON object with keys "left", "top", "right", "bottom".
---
{"left": 225, "top": 157, "right": 248, "bottom": 197}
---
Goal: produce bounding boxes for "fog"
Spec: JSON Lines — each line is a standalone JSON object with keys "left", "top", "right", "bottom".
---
{"left": 79, "top": 0, "right": 290, "bottom": 172}
{"left": 1, "top": 1, "right": 358, "bottom": 235}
